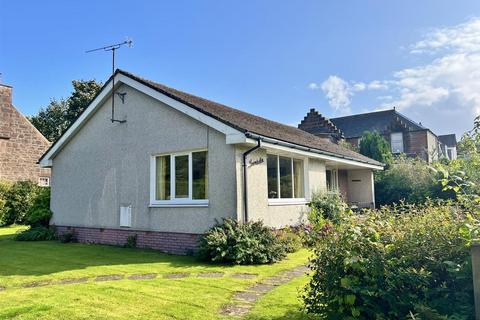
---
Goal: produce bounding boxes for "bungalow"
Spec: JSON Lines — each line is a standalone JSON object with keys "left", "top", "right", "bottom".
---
{"left": 39, "top": 70, "right": 383, "bottom": 254}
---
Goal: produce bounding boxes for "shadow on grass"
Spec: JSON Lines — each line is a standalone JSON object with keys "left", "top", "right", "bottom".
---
{"left": 0, "top": 232, "right": 206, "bottom": 277}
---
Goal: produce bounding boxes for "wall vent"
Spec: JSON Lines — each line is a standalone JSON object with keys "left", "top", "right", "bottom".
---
{"left": 120, "top": 205, "right": 132, "bottom": 227}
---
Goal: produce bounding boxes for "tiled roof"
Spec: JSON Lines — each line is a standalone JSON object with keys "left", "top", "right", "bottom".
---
{"left": 119, "top": 70, "right": 382, "bottom": 166}
{"left": 330, "top": 109, "right": 425, "bottom": 138}
{"left": 438, "top": 134, "right": 457, "bottom": 147}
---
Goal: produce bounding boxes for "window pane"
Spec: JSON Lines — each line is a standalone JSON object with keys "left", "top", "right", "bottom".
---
{"left": 391, "top": 132, "right": 404, "bottom": 153}
{"left": 326, "top": 170, "right": 332, "bottom": 191}
{"left": 279, "top": 156, "right": 293, "bottom": 198}
{"left": 267, "top": 154, "right": 278, "bottom": 198}
{"left": 192, "top": 151, "right": 208, "bottom": 200}
{"left": 293, "top": 159, "right": 304, "bottom": 198}
{"left": 156, "top": 155, "right": 171, "bottom": 200}
{"left": 175, "top": 155, "right": 189, "bottom": 198}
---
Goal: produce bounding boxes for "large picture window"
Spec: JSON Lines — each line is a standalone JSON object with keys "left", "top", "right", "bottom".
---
{"left": 151, "top": 150, "right": 208, "bottom": 206}
{"left": 267, "top": 154, "right": 305, "bottom": 200}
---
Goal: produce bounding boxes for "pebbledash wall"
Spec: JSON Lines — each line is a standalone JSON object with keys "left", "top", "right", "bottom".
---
{"left": 50, "top": 82, "right": 373, "bottom": 254}
{"left": 0, "top": 84, "right": 51, "bottom": 182}
{"left": 51, "top": 84, "right": 237, "bottom": 254}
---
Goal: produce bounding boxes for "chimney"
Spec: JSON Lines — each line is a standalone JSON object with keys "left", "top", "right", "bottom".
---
{"left": 0, "top": 84, "right": 13, "bottom": 139}
{"left": 0, "top": 84, "right": 12, "bottom": 106}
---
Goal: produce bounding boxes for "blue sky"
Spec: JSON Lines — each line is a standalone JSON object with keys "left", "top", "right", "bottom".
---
{"left": 1, "top": 1, "right": 480, "bottom": 137}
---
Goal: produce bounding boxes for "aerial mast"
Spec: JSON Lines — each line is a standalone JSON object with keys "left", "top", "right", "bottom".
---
{"left": 86, "top": 38, "right": 133, "bottom": 123}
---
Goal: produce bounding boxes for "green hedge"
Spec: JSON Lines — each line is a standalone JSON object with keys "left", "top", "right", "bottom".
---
{"left": 303, "top": 203, "right": 474, "bottom": 319}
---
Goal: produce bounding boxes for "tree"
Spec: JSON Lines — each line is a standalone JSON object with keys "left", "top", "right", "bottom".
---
{"left": 28, "top": 79, "right": 102, "bottom": 142}
{"left": 359, "top": 131, "right": 393, "bottom": 164}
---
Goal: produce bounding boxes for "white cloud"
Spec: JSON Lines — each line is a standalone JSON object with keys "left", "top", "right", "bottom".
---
{"left": 307, "top": 82, "right": 320, "bottom": 90}
{"left": 320, "top": 76, "right": 352, "bottom": 114}
{"left": 314, "top": 17, "right": 480, "bottom": 135}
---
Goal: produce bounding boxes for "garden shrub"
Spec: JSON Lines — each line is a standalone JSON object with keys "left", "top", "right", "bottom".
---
{"left": 24, "top": 187, "right": 52, "bottom": 227}
{"left": 14, "top": 226, "right": 56, "bottom": 241}
{"left": 14, "top": 185, "right": 55, "bottom": 242}
{"left": 125, "top": 234, "right": 138, "bottom": 248}
{"left": 197, "top": 218, "right": 287, "bottom": 264}
{"left": 303, "top": 203, "right": 475, "bottom": 319}
{"left": 308, "top": 191, "right": 350, "bottom": 225}
{"left": 375, "top": 156, "right": 450, "bottom": 206}
{"left": 276, "top": 227, "right": 303, "bottom": 253}
{"left": 58, "top": 231, "right": 77, "bottom": 243}
{"left": 0, "top": 180, "right": 42, "bottom": 226}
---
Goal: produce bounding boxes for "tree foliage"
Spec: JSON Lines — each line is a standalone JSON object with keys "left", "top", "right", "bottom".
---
{"left": 358, "top": 131, "right": 393, "bottom": 164}
{"left": 28, "top": 79, "right": 102, "bottom": 141}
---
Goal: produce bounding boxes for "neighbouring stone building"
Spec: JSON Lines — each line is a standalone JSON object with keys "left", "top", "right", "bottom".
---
{"left": 299, "top": 108, "right": 458, "bottom": 163}
{"left": 0, "top": 83, "right": 51, "bottom": 185}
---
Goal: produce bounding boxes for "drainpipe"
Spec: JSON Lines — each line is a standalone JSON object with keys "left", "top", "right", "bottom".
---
{"left": 242, "top": 137, "right": 261, "bottom": 223}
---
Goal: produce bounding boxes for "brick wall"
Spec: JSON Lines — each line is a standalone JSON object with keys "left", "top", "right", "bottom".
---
{"left": 0, "top": 84, "right": 51, "bottom": 183}
{"left": 55, "top": 225, "right": 201, "bottom": 255}
{"left": 405, "top": 130, "right": 428, "bottom": 161}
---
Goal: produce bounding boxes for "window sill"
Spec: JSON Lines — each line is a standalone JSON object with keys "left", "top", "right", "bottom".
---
{"left": 268, "top": 198, "right": 308, "bottom": 206}
{"left": 149, "top": 200, "right": 209, "bottom": 208}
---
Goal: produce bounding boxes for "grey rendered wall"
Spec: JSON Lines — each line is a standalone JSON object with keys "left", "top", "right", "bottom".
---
{"left": 235, "top": 147, "right": 326, "bottom": 228}
{"left": 50, "top": 84, "right": 237, "bottom": 234}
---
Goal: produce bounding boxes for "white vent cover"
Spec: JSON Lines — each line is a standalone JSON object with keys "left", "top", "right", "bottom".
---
{"left": 120, "top": 205, "right": 132, "bottom": 227}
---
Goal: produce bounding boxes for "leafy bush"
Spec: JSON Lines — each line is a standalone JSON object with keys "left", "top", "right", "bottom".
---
{"left": 58, "top": 231, "right": 77, "bottom": 243}
{"left": 276, "top": 227, "right": 303, "bottom": 253}
{"left": 375, "top": 156, "right": 450, "bottom": 206}
{"left": 14, "top": 226, "right": 56, "bottom": 241}
{"left": 24, "top": 187, "right": 52, "bottom": 227}
{"left": 13, "top": 185, "right": 55, "bottom": 242}
{"left": 0, "top": 181, "right": 43, "bottom": 226}
{"left": 197, "top": 218, "right": 287, "bottom": 264}
{"left": 303, "top": 203, "right": 474, "bottom": 319}
{"left": 308, "top": 191, "right": 351, "bottom": 225}
{"left": 125, "top": 234, "right": 138, "bottom": 248}
{"left": 0, "top": 181, "right": 11, "bottom": 224}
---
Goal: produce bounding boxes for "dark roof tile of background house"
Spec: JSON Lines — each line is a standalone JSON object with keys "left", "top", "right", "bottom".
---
{"left": 330, "top": 109, "right": 425, "bottom": 138}
{"left": 438, "top": 134, "right": 457, "bottom": 147}
{"left": 119, "top": 70, "right": 382, "bottom": 167}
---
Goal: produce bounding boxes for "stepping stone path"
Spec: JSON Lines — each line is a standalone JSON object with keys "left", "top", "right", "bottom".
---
{"left": 197, "top": 272, "right": 224, "bottom": 278}
{"left": 163, "top": 272, "right": 189, "bottom": 279}
{"left": 219, "top": 265, "right": 309, "bottom": 318}
{"left": 22, "top": 280, "right": 52, "bottom": 288}
{"left": 231, "top": 273, "right": 257, "bottom": 279}
{"left": 58, "top": 277, "right": 89, "bottom": 285}
{"left": 128, "top": 273, "right": 157, "bottom": 280}
{"left": 95, "top": 274, "right": 124, "bottom": 282}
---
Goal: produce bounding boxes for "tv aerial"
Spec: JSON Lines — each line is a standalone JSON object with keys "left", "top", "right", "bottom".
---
{"left": 86, "top": 37, "right": 133, "bottom": 123}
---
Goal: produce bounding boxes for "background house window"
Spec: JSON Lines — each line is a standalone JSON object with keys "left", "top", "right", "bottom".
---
{"left": 153, "top": 150, "right": 208, "bottom": 205}
{"left": 267, "top": 154, "right": 304, "bottom": 199}
{"left": 38, "top": 177, "right": 50, "bottom": 187}
{"left": 390, "top": 132, "right": 404, "bottom": 153}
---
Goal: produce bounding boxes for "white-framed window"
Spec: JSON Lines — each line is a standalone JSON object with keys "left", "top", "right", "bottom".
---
{"left": 390, "top": 132, "right": 404, "bottom": 153}
{"left": 267, "top": 154, "right": 305, "bottom": 201}
{"left": 326, "top": 169, "right": 338, "bottom": 191}
{"left": 150, "top": 150, "right": 208, "bottom": 206}
{"left": 38, "top": 177, "right": 50, "bottom": 187}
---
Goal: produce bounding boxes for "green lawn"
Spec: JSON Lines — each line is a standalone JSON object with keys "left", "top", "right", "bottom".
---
{"left": 0, "top": 226, "right": 311, "bottom": 320}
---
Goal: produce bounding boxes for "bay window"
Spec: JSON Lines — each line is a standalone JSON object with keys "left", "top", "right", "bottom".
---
{"left": 151, "top": 150, "right": 208, "bottom": 206}
{"left": 267, "top": 154, "right": 305, "bottom": 200}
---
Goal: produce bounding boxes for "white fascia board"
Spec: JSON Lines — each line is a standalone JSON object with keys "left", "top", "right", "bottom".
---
{"left": 39, "top": 73, "right": 246, "bottom": 167}
{"left": 117, "top": 74, "right": 245, "bottom": 143}
{"left": 245, "top": 138, "right": 383, "bottom": 170}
